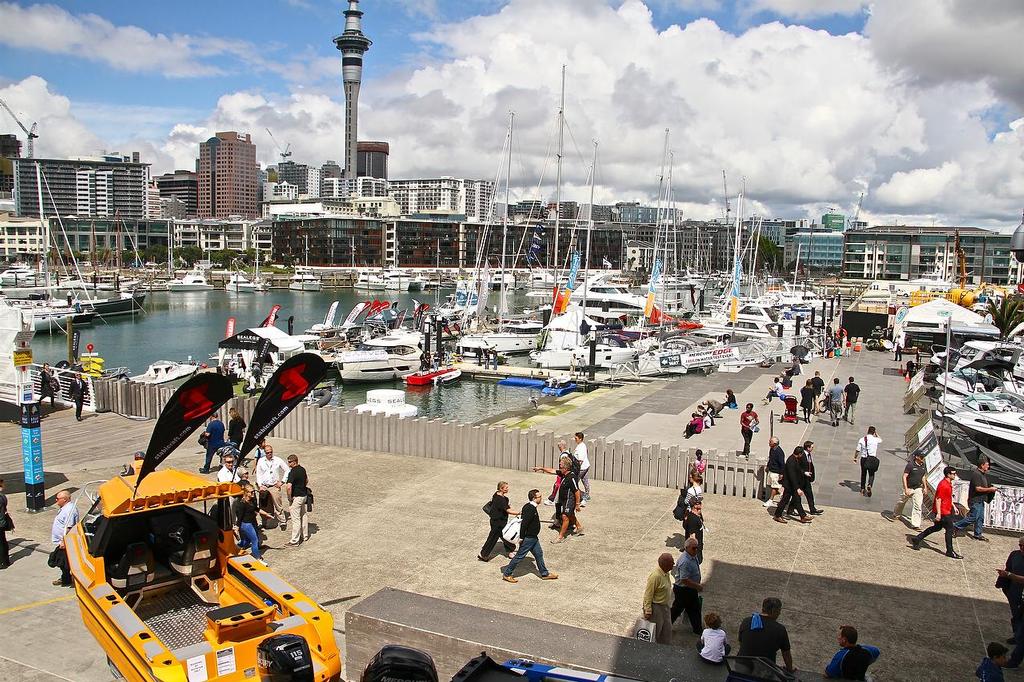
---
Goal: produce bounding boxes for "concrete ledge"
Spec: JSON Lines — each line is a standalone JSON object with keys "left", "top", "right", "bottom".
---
{"left": 344, "top": 588, "right": 825, "bottom": 682}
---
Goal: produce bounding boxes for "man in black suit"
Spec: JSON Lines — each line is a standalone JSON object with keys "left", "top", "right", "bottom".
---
{"left": 789, "top": 440, "right": 823, "bottom": 516}
{"left": 502, "top": 489, "right": 558, "bottom": 583}
{"left": 69, "top": 373, "right": 86, "bottom": 421}
{"left": 774, "top": 448, "right": 812, "bottom": 524}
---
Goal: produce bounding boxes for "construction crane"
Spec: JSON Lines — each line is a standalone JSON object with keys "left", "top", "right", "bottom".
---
{"left": 265, "top": 128, "right": 292, "bottom": 165}
{"left": 851, "top": 191, "right": 865, "bottom": 228}
{"left": 0, "top": 97, "right": 38, "bottom": 157}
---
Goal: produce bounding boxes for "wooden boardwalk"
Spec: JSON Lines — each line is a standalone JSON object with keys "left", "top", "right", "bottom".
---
{"left": 0, "top": 407, "right": 154, "bottom": 475}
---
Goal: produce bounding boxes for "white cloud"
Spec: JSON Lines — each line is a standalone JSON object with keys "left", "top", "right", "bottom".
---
{"left": 742, "top": 0, "right": 867, "bottom": 19}
{"left": 0, "top": 76, "right": 104, "bottom": 158}
{"left": 3, "top": 0, "right": 1023, "bottom": 230}
{"left": 866, "top": 0, "right": 1024, "bottom": 110}
{"left": 0, "top": 2, "right": 261, "bottom": 77}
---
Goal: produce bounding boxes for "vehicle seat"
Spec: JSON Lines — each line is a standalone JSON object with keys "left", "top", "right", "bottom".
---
{"left": 169, "top": 530, "right": 216, "bottom": 577}
{"left": 109, "top": 542, "right": 156, "bottom": 592}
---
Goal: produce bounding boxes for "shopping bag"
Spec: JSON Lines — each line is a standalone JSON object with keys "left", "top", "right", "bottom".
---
{"left": 633, "top": 616, "right": 656, "bottom": 642}
{"left": 501, "top": 517, "right": 522, "bottom": 544}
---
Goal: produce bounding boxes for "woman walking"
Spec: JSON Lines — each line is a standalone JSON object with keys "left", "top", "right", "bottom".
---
{"left": 0, "top": 478, "right": 10, "bottom": 569}
{"left": 855, "top": 426, "right": 883, "bottom": 497}
{"left": 799, "top": 379, "right": 816, "bottom": 423}
{"left": 479, "top": 481, "right": 519, "bottom": 561}
{"left": 227, "top": 407, "right": 246, "bottom": 448}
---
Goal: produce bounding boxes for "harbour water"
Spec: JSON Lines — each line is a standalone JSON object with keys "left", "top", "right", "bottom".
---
{"left": 30, "top": 289, "right": 544, "bottom": 423}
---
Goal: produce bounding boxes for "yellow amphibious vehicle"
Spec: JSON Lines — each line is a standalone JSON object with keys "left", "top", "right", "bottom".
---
{"left": 64, "top": 353, "right": 339, "bottom": 681}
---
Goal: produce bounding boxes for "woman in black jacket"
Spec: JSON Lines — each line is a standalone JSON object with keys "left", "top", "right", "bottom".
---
{"left": 799, "top": 379, "right": 816, "bottom": 423}
{"left": 227, "top": 407, "right": 246, "bottom": 447}
{"left": 479, "top": 481, "right": 520, "bottom": 561}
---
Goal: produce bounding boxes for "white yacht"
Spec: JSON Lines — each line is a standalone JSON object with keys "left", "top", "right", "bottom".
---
{"left": 0, "top": 264, "right": 38, "bottom": 286}
{"left": 289, "top": 267, "right": 322, "bottom": 292}
{"left": 941, "top": 392, "right": 1024, "bottom": 462}
{"left": 129, "top": 360, "right": 198, "bottom": 385}
{"left": 699, "top": 302, "right": 794, "bottom": 339}
{"left": 490, "top": 270, "right": 517, "bottom": 290}
{"left": 336, "top": 331, "right": 422, "bottom": 382}
{"left": 935, "top": 356, "right": 1021, "bottom": 396}
{"left": 569, "top": 273, "right": 648, "bottom": 319}
{"left": 354, "top": 271, "right": 386, "bottom": 290}
{"left": 225, "top": 272, "right": 266, "bottom": 293}
{"left": 457, "top": 320, "right": 543, "bottom": 355}
{"left": 167, "top": 269, "right": 213, "bottom": 292}
{"left": 382, "top": 269, "right": 423, "bottom": 292}
{"left": 529, "top": 305, "right": 637, "bottom": 369}
{"left": 931, "top": 341, "right": 1024, "bottom": 381}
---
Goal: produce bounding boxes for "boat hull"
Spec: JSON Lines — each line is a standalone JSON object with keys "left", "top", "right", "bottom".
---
{"left": 458, "top": 332, "right": 537, "bottom": 354}
{"left": 406, "top": 367, "right": 459, "bottom": 385}
{"left": 289, "top": 282, "right": 323, "bottom": 291}
{"left": 167, "top": 283, "right": 213, "bottom": 292}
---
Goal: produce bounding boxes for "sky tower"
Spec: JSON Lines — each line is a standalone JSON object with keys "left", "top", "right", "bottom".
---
{"left": 333, "top": 0, "right": 371, "bottom": 180}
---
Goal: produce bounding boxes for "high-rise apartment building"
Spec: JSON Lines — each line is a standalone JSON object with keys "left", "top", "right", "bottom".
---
{"left": 145, "top": 181, "right": 162, "bottom": 219}
{"left": 388, "top": 178, "right": 494, "bottom": 222}
{"left": 154, "top": 170, "right": 198, "bottom": 217}
{"left": 0, "top": 134, "right": 21, "bottom": 194}
{"left": 356, "top": 141, "right": 389, "bottom": 179}
{"left": 14, "top": 153, "right": 149, "bottom": 219}
{"left": 197, "top": 132, "right": 258, "bottom": 219}
{"left": 276, "top": 161, "right": 322, "bottom": 198}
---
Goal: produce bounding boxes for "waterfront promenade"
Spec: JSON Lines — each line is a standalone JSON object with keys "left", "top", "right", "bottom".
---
{"left": 0, "top": 349, "right": 1012, "bottom": 681}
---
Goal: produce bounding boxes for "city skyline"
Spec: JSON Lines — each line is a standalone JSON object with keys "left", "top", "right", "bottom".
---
{"left": 0, "top": 1, "right": 1021, "bottom": 229}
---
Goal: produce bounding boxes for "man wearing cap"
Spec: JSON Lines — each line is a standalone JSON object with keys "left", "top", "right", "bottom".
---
{"left": 954, "top": 456, "right": 997, "bottom": 542}
{"left": 891, "top": 451, "right": 927, "bottom": 530}
{"left": 911, "top": 466, "right": 962, "bottom": 559}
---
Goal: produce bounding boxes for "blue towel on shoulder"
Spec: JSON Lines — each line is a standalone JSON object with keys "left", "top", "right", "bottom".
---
{"left": 751, "top": 613, "right": 764, "bottom": 630}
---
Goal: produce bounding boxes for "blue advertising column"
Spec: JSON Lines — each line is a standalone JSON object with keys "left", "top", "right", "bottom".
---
{"left": 21, "top": 402, "right": 44, "bottom": 512}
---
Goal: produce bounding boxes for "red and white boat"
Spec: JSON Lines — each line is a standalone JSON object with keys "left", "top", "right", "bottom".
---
{"left": 405, "top": 366, "right": 462, "bottom": 386}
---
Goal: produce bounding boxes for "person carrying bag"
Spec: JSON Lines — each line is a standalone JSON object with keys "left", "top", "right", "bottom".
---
{"left": 854, "top": 426, "right": 882, "bottom": 497}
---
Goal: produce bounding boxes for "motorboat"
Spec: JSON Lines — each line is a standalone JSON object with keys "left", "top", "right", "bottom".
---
{"left": 129, "top": 360, "right": 199, "bottom": 385}
{"left": 529, "top": 305, "right": 637, "bottom": 369}
{"left": 490, "top": 270, "right": 517, "bottom": 290}
{"left": 288, "top": 267, "right": 322, "bottom": 292}
{"left": 167, "top": 269, "right": 213, "bottom": 292}
{"left": 699, "top": 301, "right": 795, "bottom": 339}
{"left": 931, "top": 340, "right": 1024, "bottom": 381}
{"left": 456, "top": 320, "right": 543, "bottom": 355}
{"left": 95, "top": 278, "right": 140, "bottom": 293}
{"left": 0, "top": 264, "right": 37, "bottom": 286}
{"left": 382, "top": 269, "right": 424, "bottom": 292}
{"left": 354, "top": 271, "right": 386, "bottom": 290}
{"left": 336, "top": 331, "right": 422, "bottom": 382}
{"left": 405, "top": 366, "right": 461, "bottom": 386}
{"left": 940, "top": 391, "right": 1024, "bottom": 461}
{"left": 225, "top": 271, "right": 266, "bottom": 293}
{"left": 935, "top": 355, "right": 1021, "bottom": 396}
{"left": 63, "top": 363, "right": 340, "bottom": 682}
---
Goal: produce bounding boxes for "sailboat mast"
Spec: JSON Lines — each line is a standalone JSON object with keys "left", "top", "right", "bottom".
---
{"left": 582, "top": 140, "right": 597, "bottom": 316}
{"left": 553, "top": 65, "right": 565, "bottom": 270}
{"left": 499, "top": 111, "right": 514, "bottom": 328}
{"left": 34, "top": 162, "right": 50, "bottom": 288}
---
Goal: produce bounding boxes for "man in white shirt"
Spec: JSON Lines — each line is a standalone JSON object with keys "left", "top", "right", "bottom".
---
{"left": 573, "top": 431, "right": 591, "bottom": 506}
{"left": 217, "top": 451, "right": 248, "bottom": 484}
{"left": 256, "top": 444, "right": 290, "bottom": 530}
{"left": 51, "top": 490, "right": 79, "bottom": 587}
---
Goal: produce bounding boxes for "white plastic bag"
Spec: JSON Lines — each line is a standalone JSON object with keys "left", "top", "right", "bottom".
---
{"left": 633, "top": 617, "right": 656, "bottom": 642}
{"left": 502, "top": 517, "right": 521, "bottom": 544}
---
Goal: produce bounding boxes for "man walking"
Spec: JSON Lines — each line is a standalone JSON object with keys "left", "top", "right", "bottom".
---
{"left": 284, "top": 454, "right": 310, "bottom": 546}
{"left": 740, "top": 403, "right": 759, "bottom": 458}
{"left": 891, "top": 452, "right": 927, "bottom": 530}
{"left": 843, "top": 377, "right": 861, "bottom": 425}
{"left": 642, "top": 553, "right": 674, "bottom": 644}
{"left": 738, "top": 597, "right": 795, "bottom": 674}
{"left": 256, "top": 444, "right": 290, "bottom": 530}
{"left": 553, "top": 457, "right": 584, "bottom": 543}
{"left": 51, "top": 490, "right": 79, "bottom": 587}
{"left": 955, "top": 456, "right": 997, "bottom": 542}
{"left": 39, "top": 363, "right": 57, "bottom": 409}
{"left": 763, "top": 437, "right": 785, "bottom": 510}
{"left": 200, "top": 414, "right": 226, "bottom": 474}
{"left": 792, "top": 440, "right": 823, "bottom": 516}
{"left": 69, "top": 372, "right": 86, "bottom": 421}
{"left": 911, "top": 466, "right": 962, "bottom": 559}
{"left": 997, "top": 537, "right": 1024, "bottom": 646}
{"left": 503, "top": 489, "right": 558, "bottom": 583}
{"left": 774, "top": 448, "right": 812, "bottom": 524}
{"left": 826, "top": 378, "right": 844, "bottom": 427}
{"left": 824, "top": 626, "right": 880, "bottom": 680}
{"left": 671, "top": 537, "right": 704, "bottom": 636}
{"left": 573, "top": 432, "right": 591, "bottom": 506}
{"left": 811, "top": 371, "right": 825, "bottom": 414}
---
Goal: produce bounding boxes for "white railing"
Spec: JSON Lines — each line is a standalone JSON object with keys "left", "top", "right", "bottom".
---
{"left": 29, "top": 363, "right": 97, "bottom": 412}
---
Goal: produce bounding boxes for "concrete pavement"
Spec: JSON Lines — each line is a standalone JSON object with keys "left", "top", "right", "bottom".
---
{"left": 0, "top": 400, "right": 1014, "bottom": 681}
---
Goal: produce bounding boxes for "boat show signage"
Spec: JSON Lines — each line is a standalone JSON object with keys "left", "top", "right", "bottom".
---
{"left": 134, "top": 373, "right": 234, "bottom": 491}
{"left": 12, "top": 348, "right": 32, "bottom": 367}
{"left": 238, "top": 352, "right": 327, "bottom": 459}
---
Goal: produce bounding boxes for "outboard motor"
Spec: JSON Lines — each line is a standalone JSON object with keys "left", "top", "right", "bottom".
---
{"left": 361, "top": 645, "right": 438, "bottom": 682}
{"left": 257, "top": 634, "right": 314, "bottom": 682}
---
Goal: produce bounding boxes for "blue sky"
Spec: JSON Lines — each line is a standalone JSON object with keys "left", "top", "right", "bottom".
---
{"left": 0, "top": 0, "right": 867, "bottom": 125}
